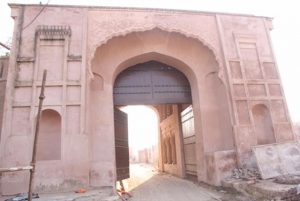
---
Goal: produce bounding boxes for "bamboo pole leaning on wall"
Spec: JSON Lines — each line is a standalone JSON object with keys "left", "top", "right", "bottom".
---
{"left": 28, "top": 70, "right": 47, "bottom": 201}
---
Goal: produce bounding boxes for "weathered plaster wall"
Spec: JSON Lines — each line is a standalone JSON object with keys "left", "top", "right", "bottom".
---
{"left": 0, "top": 5, "right": 88, "bottom": 194}
{"left": 218, "top": 15, "right": 295, "bottom": 166}
{"left": 0, "top": 56, "right": 9, "bottom": 142}
{"left": 0, "top": 4, "right": 295, "bottom": 194}
{"left": 205, "top": 150, "right": 237, "bottom": 186}
{"left": 294, "top": 123, "right": 300, "bottom": 140}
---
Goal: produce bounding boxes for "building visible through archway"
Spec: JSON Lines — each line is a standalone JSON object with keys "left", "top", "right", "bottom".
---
{"left": 113, "top": 61, "right": 196, "bottom": 179}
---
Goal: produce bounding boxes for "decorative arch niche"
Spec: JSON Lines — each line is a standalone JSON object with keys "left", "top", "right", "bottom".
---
{"left": 37, "top": 109, "right": 62, "bottom": 161}
{"left": 252, "top": 104, "right": 276, "bottom": 145}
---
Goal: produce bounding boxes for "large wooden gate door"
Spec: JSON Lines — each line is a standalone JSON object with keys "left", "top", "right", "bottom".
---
{"left": 114, "top": 61, "right": 191, "bottom": 105}
{"left": 181, "top": 106, "right": 197, "bottom": 176}
{"left": 114, "top": 108, "right": 130, "bottom": 181}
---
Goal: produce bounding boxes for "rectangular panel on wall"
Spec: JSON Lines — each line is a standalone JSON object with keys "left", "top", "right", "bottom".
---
{"left": 268, "top": 84, "right": 282, "bottom": 96}
{"left": 233, "top": 84, "right": 246, "bottom": 97}
{"left": 229, "top": 61, "right": 242, "bottom": 79}
{"left": 274, "top": 123, "right": 294, "bottom": 142}
{"left": 237, "top": 126, "right": 255, "bottom": 146}
{"left": 248, "top": 84, "right": 266, "bottom": 97}
{"left": 67, "top": 86, "right": 81, "bottom": 102}
{"left": 263, "top": 62, "right": 278, "bottom": 79}
{"left": 66, "top": 106, "right": 80, "bottom": 135}
{"left": 36, "top": 86, "right": 62, "bottom": 105}
{"left": 239, "top": 43, "right": 263, "bottom": 79}
{"left": 18, "top": 63, "right": 33, "bottom": 81}
{"left": 67, "top": 62, "right": 81, "bottom": 81}
{"left": 271, "top": 100, "right": 288, "bottom": 122}
{"left": 38, "top": 40, "right": 64, "bottom": 81}
{"left": 14, "top": 87, "right": 32, "bottom": 104}
{"left": 236, "top": 100, "right": 250, "bottom": 125}
{"left": 11, "top": 107, "right": 30, "bottom": 136}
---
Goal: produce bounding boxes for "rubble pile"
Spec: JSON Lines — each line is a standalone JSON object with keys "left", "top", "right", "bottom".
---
{"left": 231, "top": 168, "right": 261, "bottom": 180}
{"left": 280, "top": 186, "right": 300, "bottom": 201}
{"left": 274, "top": 174, "right": 300, "bottom": 185}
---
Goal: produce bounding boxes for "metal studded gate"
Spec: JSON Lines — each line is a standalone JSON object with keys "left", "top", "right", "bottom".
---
{"left": 113, "top": 60, "right": 194, "bottom": 180}
{"left": 113, "top": 61, "right": 191, "bottom": 105}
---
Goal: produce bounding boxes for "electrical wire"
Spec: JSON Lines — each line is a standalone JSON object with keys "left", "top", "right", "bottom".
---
{"left": 22, "top": 0, "right": 51, "bottom": 31}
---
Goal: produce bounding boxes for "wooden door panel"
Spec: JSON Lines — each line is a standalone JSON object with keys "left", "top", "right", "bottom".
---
{"left": 181, "top": 106, "right": 197, "bottom": 176}
{"left": 114, "top": 108, "right": 129, "bottom": 181}
{"left": 114, "top": 61, "right": 191, "bottom": 105}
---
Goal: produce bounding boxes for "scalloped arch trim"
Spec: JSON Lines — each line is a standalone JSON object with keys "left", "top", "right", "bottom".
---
{"left": 89, "top": 25, "right": 223, "bottom": 77}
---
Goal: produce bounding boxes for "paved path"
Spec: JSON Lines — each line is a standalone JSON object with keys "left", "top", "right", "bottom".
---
{"left": 127, "top": 174, "right": 222, "bottom": 201}
{"left": 119, "top": 164, "right": 244, "bottom": 201}
{"left": 1, "top": 164, "right": 250, "bottom": 201}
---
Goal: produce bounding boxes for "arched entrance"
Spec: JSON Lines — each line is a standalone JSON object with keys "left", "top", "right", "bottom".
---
{"left": 89, "top": 28, "right": 234, "bottom": 187}
{"left": 113, "top": 61, "right": 196, "bottom": 181}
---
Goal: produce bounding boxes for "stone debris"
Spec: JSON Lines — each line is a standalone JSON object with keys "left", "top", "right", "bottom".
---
{"left": 280, "top": 186, "right": 300, "bottom": 200}
{"left": 274, "top": 174, "right": 300, "bottom": 185}
{"left": 231, "top": 168, "right": 261, "bottom": 180}
{"left": 4, "top": 193, "right": 39, "bottom": 201}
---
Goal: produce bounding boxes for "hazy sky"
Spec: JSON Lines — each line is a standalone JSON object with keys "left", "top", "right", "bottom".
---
{"left": 1, "top": 0, "right": 300, "bottom": 122}
{"left": 121, "top": 106, "right": 158, "bottom": 150}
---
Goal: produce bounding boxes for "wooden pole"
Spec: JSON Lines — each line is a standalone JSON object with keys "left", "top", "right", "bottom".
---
{"left": 0, "top": 166, "right": 32, "bottom": 173}
{"left": 28, "top": 70, "right": 47, "bottom": 201}
{"left": 0, "top": 42, "right": 10, "bottom": 50}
